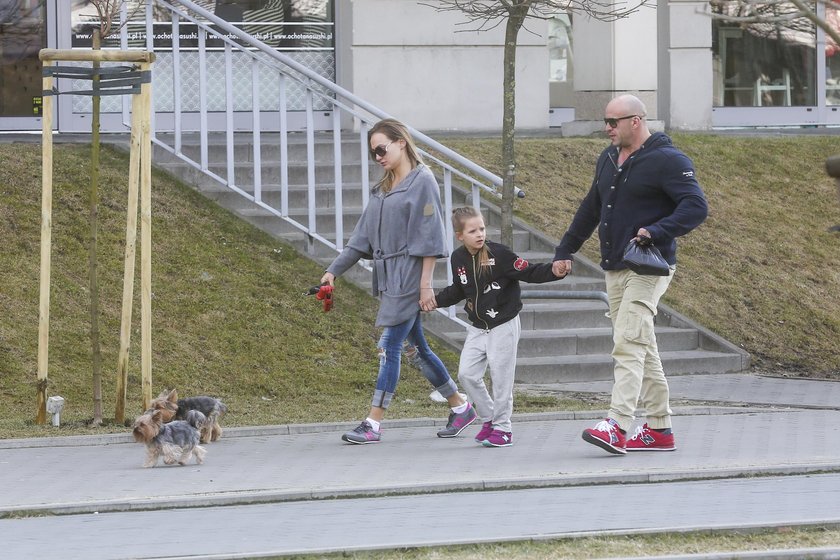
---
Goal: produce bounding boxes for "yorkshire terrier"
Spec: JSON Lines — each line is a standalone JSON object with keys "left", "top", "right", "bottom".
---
{"left": 146, "top": 389, "right": 227, "bottom": 444}
{"left": 132, "top": 409, "right": 207, "bottom": 468}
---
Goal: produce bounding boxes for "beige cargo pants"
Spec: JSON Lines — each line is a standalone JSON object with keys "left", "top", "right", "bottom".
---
{"left": 604, "top": 266, "right": 675, "bottom": 432}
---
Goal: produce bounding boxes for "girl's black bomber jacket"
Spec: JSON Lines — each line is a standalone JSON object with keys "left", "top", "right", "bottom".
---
{"left": 435, "top": 240, "right": 563, "bottom": 330}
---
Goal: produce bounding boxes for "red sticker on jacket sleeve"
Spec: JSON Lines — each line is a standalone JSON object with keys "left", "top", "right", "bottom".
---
{"left": 513, "top": 257, "right": 528, "bottom": 271}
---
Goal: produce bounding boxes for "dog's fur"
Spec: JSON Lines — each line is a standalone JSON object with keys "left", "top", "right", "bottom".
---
{"left": 146, "top": 389, "right": 227, "bottom": 443}
{"left": 132, "top": 410, "right": 207, "bottom": 468}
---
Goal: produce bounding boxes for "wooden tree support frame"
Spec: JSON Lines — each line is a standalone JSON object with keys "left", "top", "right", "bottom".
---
{"left": 38, "top": 49, "right": 155, "bottom": 425}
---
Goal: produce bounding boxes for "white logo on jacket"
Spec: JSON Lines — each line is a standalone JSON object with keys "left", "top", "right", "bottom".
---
{"left": 486, "top": 308, "right": 499, "bottom": 318}
{"left": 483, "top": 282, "right": 501, "bottom": 294}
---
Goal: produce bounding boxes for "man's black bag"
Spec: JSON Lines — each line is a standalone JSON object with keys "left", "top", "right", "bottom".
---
{"left": 622, "top": 238, "right": 670, "bottom": 276}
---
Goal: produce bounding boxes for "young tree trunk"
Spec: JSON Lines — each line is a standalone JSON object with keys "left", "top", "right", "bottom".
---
{"left": 500, "top": 2, "right": 530, "bottom": 247}
{"left": 90, "top": 29, "right": 103, "bottom": 426}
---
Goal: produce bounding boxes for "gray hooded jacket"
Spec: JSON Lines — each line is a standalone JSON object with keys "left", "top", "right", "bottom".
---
{"left": 326, "top": 164, "right": 447, "bottom": 327}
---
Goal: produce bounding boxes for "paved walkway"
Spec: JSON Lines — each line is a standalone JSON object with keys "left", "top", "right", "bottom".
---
{"left": 528, "top": 372, "right": 840, "bottom": 410}
{"left": 2, "top": 372, "right": 840, "bottom": 559}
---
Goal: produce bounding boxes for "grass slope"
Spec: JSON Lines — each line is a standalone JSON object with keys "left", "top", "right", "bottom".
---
{"left": 0, "top": 143, "right": 565, "bottom": 438}
{"left": 439, "top": 133, "right": 840, "bottom": 375}
{"left": 1, "top": 133, "right": 838, "bottom": 438}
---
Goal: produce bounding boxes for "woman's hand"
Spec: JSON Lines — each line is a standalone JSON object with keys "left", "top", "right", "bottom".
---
{"left": 320, "top": 271, "right": 335, "bottom": 286}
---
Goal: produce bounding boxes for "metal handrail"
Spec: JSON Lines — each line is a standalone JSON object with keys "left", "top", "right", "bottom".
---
{"left": 133, "top": 0, "right": 530, "bottom": 326}
{"left": 148, "top": 0, "right": 520, "bottom": 197}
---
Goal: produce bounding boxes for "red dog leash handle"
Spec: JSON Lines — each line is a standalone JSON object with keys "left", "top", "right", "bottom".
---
{"left": 306, "top": 284, "right": 334, "bottom": 312}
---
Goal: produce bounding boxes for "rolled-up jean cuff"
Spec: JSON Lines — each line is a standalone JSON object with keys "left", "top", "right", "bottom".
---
{"left": 434, "top": 379, "right": 459, "bottom": 399}
{"left": 371, "top": 390, "right": 394, "bottom": 410}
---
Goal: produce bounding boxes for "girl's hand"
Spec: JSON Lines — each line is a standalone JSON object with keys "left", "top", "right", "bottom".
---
{"left": 419, "top": 288, "right": 436, "bottom": 312}
{"left": 552, "top": 260, "right": 572, "bottom": 277}
{"left": 320, "top": 271, "right": 335, "bottom": 286}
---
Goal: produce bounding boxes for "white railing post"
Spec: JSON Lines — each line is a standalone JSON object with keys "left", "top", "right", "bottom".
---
{"left": 305, "top": 88, "right": 316, "bottom": 241}
{"left": 172, "top": 14, "right": 182, "bottom": 155}
{"left": 198, "top": 27, "right": 208, "bottom": 171}
{"left": 145, "top": 1, "right": 155, "bottom": 139}
{"left": 252, "top": 59, "right": 262, "bottom": 202}
{"left": 120, "top": 3, "right": 130, "bottom": 126}
{"left": 224, "top": 42, "right": 234, "bottom": 187}
{"left": 359, "top": 121, "right": 369, "bottom": 209}
{"left": 443, "top": 169, "right": 456, "bottom": 320}
{"left": 332, "top": 108, "right": 344, "bottom": 251}
{"left": 278, "top": 74, "right": 289, "bottom": 217}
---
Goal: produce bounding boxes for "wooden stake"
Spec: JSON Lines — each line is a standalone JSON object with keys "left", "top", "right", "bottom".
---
{"left": 114, "top": 92, "right": 144, "bottom": 424}
{"left": 139, "top": 62, "right": 153, "bottom": 411}
{"left": 37, "top": 62, "right": 54, "bottom": 425}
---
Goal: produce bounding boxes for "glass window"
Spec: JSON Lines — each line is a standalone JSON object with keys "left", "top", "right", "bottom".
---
{"left": 0, "top": 0, "right": 47, "bottom": 117}
{"left": 548, "top": 13, "right": 572, "bottom": 85}
{"left": 712, "top": 1, "right": 816, "bottom": 107}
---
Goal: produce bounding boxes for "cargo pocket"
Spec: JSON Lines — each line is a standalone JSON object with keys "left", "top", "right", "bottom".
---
{"left": 619, "top": 302, "right": 654, "bottom": 345}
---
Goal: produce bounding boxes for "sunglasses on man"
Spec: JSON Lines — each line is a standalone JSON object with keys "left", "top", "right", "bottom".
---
{"left": 370, "top": 141, "right": 393, "bottom": 159}
{"left": 604, "top": 115, "right": 639, "bottom": 128}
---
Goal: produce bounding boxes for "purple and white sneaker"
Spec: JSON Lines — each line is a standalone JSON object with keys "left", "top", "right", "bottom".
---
{"left": 474, "top": 421, "right": 494, "bottom": 443}
{"left": 342, "top": 420, "right": 381, "bottom": 444}
{"left": 436, "top": 403, "right": 477, "bottom": 438}
{"left": 482, "top": 429, "right": 513, "bottom": 447}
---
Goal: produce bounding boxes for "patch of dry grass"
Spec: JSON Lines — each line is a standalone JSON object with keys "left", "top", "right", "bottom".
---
{"left": 281, "top": 526, "right": 840, "bottom": 559}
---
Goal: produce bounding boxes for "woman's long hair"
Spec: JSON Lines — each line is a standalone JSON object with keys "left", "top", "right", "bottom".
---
{"left": 452, "top": 206, "right": 492, "bottom": 276}
{"left": 368, "top": 119, "right": 423, "bottom": 193}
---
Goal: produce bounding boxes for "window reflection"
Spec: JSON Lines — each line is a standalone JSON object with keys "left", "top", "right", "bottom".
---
{"left": 712, "top": 1, "right": 815, "bottom": 107}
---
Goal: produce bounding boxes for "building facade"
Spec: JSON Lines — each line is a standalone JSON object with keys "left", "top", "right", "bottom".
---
{"left": 1, "top": 0, "right": 837, "bottom": 134}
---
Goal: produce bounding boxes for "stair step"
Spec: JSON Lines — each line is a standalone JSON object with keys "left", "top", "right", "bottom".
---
{"left": 442, "top": 326, "right": 699, "bottom": 356}
{"left": 156, "top": 159, "right": 372, "bottom": 187}
{"left": 156, "top": 140, "right": 365, "bottom": 164}
{"left": 514, "top": 350, "right": 747, "bottom": 383}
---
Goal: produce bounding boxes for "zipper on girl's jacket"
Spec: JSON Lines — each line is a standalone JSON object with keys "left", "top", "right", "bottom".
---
{"left": 471, "top": 252, "right": 490, "bottom": 331}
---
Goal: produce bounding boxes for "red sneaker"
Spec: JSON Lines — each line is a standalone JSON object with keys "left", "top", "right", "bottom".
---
{"left": 626, "top": 424, "right": 676, "bottom": 452}
{"left": 582, "top": 418, "right": 626, "bottom": 455}
{"left": 474, "top": 421, "right": 493, "bottom": 443}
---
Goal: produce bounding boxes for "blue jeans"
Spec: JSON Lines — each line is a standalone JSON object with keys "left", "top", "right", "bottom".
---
{"left": 372, "top": 312, "right": 458, "bottom": 409}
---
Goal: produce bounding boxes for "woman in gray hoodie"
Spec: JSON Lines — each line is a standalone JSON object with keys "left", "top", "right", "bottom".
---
{"left": 320, "top": 119, "right": 475, "bottom": 444}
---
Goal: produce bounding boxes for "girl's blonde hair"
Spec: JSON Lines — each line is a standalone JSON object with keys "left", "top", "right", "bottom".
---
{"left": 452, "top": 206, "right": 492, "bottom": 275}
{"left": 368, "top": 118, "right": 424, "bottom": 193}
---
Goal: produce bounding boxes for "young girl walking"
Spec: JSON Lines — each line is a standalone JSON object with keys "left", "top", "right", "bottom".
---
{"left": 320, "top": 119, "right": 476, "bottom": 444}
{"left": 428, "top": 207, "right": 565, "bottom": 447}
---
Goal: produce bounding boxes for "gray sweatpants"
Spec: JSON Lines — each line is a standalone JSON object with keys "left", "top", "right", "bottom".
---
{"left": 457, "top": 316, "right": 521, "bottom": 432}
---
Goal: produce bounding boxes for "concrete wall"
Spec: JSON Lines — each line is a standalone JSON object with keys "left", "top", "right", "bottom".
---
{"left": 657, "top": 0, "right": 713, "bottom": 130}
{"left": 570, "top": 8, "right": 659, "bottom": 122}
{"left": 347, "top": 0, "right": 549, "bottom": 130}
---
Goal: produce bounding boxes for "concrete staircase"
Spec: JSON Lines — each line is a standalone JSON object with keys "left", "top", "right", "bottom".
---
{"left": 152, "top": 133, "right": 750, "bottom": 383}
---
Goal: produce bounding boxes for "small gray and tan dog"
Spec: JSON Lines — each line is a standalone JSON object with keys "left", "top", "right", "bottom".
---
{"left": 132, "top": 409, "right": 207, "bottom": 468}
